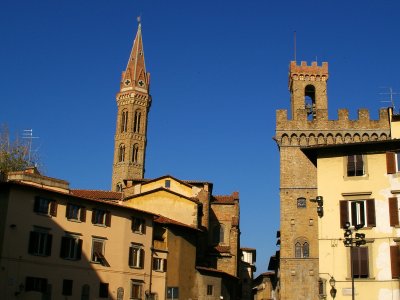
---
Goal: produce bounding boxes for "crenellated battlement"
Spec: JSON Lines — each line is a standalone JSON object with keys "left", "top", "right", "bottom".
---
{"left": 276, "top": 108, "right": 391, "bottom": 147}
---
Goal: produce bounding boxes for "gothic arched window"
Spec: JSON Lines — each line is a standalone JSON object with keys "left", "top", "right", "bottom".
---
{"left": 134, "top": 110, "right": 141, "bottom": 133}
{"left": 118, "top": 144, "right": 125, "bottom": 162}
{"left": 116, "top": 183, "right": 123, "bottom": 192}
{"left": 121, "top": 110, "right": 128, "bottom": 133}
{"left": 132, "top": 144, "right": 139, "bottom": 163}
{"left": 295, "top": 238, "right": 310, "bottom": 258}
{"left": 295, "top": 242, "right": 302, "bottom": 258}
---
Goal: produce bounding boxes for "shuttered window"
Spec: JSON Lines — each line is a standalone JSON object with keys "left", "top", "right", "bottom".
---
{"left": 60, "top": 236, "right": 82, "bottom": 260}
{"left": 387, "top": 152, "right": 397, "bottom": 174}
{"left": 34, "top": 197, "right": 57, "bottom": 216}
{"left": 390, "top": 245, "right": 400, "bottom": 278}
{"left": 92, "top": 209, "right": 111, "bottom": 227}
{"left": 389, "top": 197, "right": 399, "bottom": 227}
{"left": 351, "top": 247, "right": 369, "bottom": 278}
{"left": 129, "top": 244, "right": 145, "bottom": 268}
{"left": 347, "top": 155, "right": 364, "bottom": 176}
{"left": 339, "top": 200, "right": 375, "bottom": 228}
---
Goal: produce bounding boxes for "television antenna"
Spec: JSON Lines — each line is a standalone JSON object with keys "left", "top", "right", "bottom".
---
{"left": 22, "top": 129, "right": 39, "bottom": 164}
{"left": 379, "top": 87, "right": 399, "bottom": 113}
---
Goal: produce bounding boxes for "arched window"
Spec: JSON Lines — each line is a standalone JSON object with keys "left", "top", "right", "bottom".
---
{"left": 303, "top": 242, "right": 309, "bottom": 258}
{"left": 212, "top": 224, "right": 225, "bottom": 244}
{"left": 132, "top": 144, "right": 139, "bottom": 163}
{"left": 305, "top": 84, "right": 316, "bottom": 120}
{"left": 295, "top": 238, "right": 310, "bottom": 258}
{"left": 133, "top": 110, "right": 141, "bottom": 133}
{"left": 116, "top": 183, "right": 123, "bottom": 192}
{"left": 118, "top": 144, "right": 125, "bottom": 162}
{"left": 295, "top": 242, "right": 302, "bottom": 258}
{"left": 121, "top": 110, "right": 128, "bottom": 133}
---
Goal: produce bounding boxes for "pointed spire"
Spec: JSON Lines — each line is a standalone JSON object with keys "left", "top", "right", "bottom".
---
{"left": 121, "top": 19, "right": 150, "bottom": 91}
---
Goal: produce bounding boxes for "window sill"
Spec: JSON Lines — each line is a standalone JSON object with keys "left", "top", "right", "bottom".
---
{"left": 345, "top": 277, "right": 375, "bottom": 281}
{"left": 67, "top": 218, "right": 81, "bottom": 223}
{"left": 93, "top": 223, "right": 107, "bottom": 228}
{"left": 35, "top": 212, "right": 52, "bottom": 218}
{"left": 129, "top": 266, "right": 143, "bottom": 269}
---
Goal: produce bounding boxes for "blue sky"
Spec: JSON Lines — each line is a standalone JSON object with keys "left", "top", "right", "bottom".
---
{"left": 2, "top": 0, "right": 400, "bottom": 274}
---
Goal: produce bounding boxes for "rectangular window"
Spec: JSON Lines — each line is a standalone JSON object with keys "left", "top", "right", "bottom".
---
{"left": 129, "top": 244, "right": 144, "bottom": 268}
{"left": 340, "top": 199, "right": 376, "bottom": 228}
{"left": 92, "top": 209, "right": 111, "bottom": 226}
{"left": 132, "top": 217, "right": 145, "bottom": 234}
{"left": 207, "top": 285, "right": 213, "bottom": 296}
{"left": 99, "top": 282, "right": 109, "bottom": 298}
{"left": 28, "top": 228, "right": 52, "bottom": 256}
{"left": 34, "top": 196, "right": 57, "bottom": 216}
{"left": 66, "top": 203, "right": 86, "bottom": 222}
{"left": 60, "top": 235, "right": 82, "bottom": 260}
{"left": 165, "top": 180, "right": 171, "bottom": 188}
{"left": 62, "top": 279, "right": 73, "bottom": 296}
{"left": 131, "top": 280, "right": 143, "bottom": 300}
{"left": 167, "top": 287, "right": 179, "bottom": 299}
{"left": 152, "top": 257, "right": 167, "bottom": 272}
{"left": 389, "top": 197, "right": 400, "bottom": 227}
{"left": 91, "top": 238, "right": 109, "bottom": 266}
{"left": 391, "top": 245, "right": 400, "bottom": 278}
{"left": 351, "top": 247, "right": 369, "bottom": 278}
{"left": 347, "top": 154, "right": 364, "bottom": 177}
{"left": 25, "top": 277, "right": 48, "bottom": 293}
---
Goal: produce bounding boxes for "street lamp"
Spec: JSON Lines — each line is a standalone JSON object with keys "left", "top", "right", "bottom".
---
{"left": 343, "top": 221, "right": 366, "bottom": 300}
{"left": 329, "top": 276, "right": 337, "bottom": 299}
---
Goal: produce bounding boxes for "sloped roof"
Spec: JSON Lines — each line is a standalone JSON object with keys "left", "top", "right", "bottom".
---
{"left": 196, "top": 266, "right": 239, "bottom": 280}
{"left": 212, "top": 191, "right": 239, "bottom": 204}
{"left": 154, "top": 215, "right": 201, "bottom": 232}
{"left": 71, "top": 189, "right": 122, "bottom": 201}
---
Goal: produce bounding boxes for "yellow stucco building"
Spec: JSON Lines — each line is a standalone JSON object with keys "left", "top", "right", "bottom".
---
{"left": 301, "top": 110, "right": 400, "bottom": 299}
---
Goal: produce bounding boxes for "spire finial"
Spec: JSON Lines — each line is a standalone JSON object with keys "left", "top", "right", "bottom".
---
{"left": 137, "top": 15, "right": 141, "bottom": 25}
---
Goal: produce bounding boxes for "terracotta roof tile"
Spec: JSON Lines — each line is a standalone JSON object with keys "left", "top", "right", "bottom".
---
{"left": 212, "top": 191, "right": 239, "bottom": 204}
{"left": 71, "top": 190, "right": 122, "bottom": 201}
{"left": 212, "top": 245, "right": 231, "bottom": 253}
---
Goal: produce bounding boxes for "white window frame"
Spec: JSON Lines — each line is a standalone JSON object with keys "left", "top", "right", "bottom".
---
{"left": 61, "top": 234, "right": 81, "bottom": 260}
{"left": 132, "top": 217, "right": 145, "bottom": 234}
{"left": 129, "top": 244, "right": 143, "bottom": 268}
{"left": 348, "top": 200, "right": 367, "bottom": 228}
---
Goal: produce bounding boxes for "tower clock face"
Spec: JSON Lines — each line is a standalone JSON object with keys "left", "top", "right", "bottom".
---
{"left": 297, "top": 198, "right": 306, "bottom": 208}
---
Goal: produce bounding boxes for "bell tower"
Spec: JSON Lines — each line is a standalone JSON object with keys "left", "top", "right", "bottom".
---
{"left": 112, "top": 21, "right": 151, "bottom": 191}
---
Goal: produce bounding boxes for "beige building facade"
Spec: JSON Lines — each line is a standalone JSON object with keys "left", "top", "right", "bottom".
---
{"left": 0, "top": 169, "right": 158, "bottom": 300}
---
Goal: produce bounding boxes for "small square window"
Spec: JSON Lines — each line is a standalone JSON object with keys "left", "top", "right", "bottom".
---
{"left": 99, "top": 282, "right": 109, "bottom": 298}
{"left": 62, "top": 279, "right": 73, "bottom": 296}
{"left": 297, "top": 197, "right": 307, "bottom": 208}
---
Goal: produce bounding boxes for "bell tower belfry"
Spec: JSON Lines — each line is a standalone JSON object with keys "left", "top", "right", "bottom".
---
{"left": 112, "top": 22, "right": 151, "bottom": 192}
{"left": 289, "top": 61, "right": 328, "bottom": 121}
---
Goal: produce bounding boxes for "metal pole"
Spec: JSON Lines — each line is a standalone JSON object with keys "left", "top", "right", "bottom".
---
{"left": 350, "top": 235, "right": 355, "bottom": 300}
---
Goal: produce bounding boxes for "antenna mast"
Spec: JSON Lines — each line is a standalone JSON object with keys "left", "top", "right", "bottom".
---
{"left": 22, "top": 129, "right": 39, "bottom": 165}
{"left": 379, "top": 87, "right": 399, "bottom": 113}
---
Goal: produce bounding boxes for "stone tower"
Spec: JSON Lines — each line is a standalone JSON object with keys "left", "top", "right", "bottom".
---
{"left": 275, "top": 61, "right": 390, "bottom": 300}
{"left": 112, "top": 22, "right": 151, "bottom": 192}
